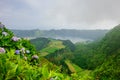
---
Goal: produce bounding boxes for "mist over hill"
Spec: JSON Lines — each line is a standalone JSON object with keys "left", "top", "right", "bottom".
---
{"left": 12, "top": 29, "right": 108, "bottom": 43}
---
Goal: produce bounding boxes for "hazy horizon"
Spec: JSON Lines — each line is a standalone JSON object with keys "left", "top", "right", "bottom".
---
{"left": 10, "top": 28, "right": 109, "bottom": 30}
{"left": 0, "top": 0, "right": 120, "bottom": 30}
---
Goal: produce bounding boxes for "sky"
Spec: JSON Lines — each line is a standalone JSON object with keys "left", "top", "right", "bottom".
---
{"left": 0, "top": 0, "right": 120, "bottom": 30}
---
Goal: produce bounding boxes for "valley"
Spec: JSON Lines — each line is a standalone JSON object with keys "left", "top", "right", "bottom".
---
{"left": 0, "top": 23, "right": 120, "bottom": 80}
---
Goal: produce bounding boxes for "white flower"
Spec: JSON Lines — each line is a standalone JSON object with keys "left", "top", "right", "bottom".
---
{"left": 21, "top": 48, "right": 25, "bottom": 53}
{"left": 0, "top": 47, "right": 5, "bottom": 54}
{"left": 26, "top": 50, "right": 30, "bottom": 54}
{"left": 24, "top": 56, "right": 27, "bottom": 60}
{"left": 2, "top": 32, "right": 8, "bottom": 36}
{"left": 12, "top": 36, "right": 20, "bottom": 41}
{"left": 32, "top": 55, "right": 39, "bottom": 59}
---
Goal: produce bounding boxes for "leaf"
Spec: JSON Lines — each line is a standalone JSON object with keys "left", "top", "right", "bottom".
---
{"left": 42, "top": 65, "right": 49, "bottom": 79}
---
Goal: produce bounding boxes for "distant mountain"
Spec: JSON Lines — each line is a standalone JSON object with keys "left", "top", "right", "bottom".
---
{"left": 12, "top": 29, "right": 108, "bottom": 42}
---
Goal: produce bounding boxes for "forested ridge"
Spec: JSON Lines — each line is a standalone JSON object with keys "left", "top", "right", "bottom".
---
{"left": 12, "top": 29, "right": 108, "bottom": 40}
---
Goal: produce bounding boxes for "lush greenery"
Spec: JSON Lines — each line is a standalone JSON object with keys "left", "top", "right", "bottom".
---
{"left": 70, "top": 25, "right": 120, "bottom": 80}
{"left": 30, "top": 37, "right": 50, "bottom": 51}
{"left": 0, "top": 25, "right": 69, "bottom": 80}
{"left": 0, "top": 23, "right": 120, "bottom": 80}
{"left": 0, "top": 24, "right": 92, "bottom": 80}
{"left": 31, "top": 24, "right": 120, "bottom": 80}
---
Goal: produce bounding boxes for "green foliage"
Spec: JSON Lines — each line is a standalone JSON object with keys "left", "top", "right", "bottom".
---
{"left": 0, "top": 51, "right": 40, "bottom": 80}
{"left": 70, "top": 24, "right": 120, "bottom": 80}
{"left": 40, "top": 40, "right": 65, "bottom": 56}
{"left": 93, "top": 50, "right": 120, "bottom": 80}
{"left": 0, "top": 51, "right": 72, "bottom": 80}
{"left": 0, "top": 26, "right": 36, "bottom": 55}
{"left": 65, "top": 60, "right": 93, "bottom": 80}
{"left": 100, "top": 24, "right": 120, "bottom": 54}
{"left": 70, "top": 42, "right": 103, "bottom": 69}
{"left": 92, "top": 25, "right": 120, "bottom": 79}
{"left": 0, "top": 25, "right": 84, "bottom": 80}
{"left": 62, "top": 40, "right": 75, "bottom": 51}
{"left": 45, "top": 48, "right": 74, "bottom": 72}
{"left": 30, "top": 37, "right": 50, "bottom": 51}
{"left": 0, "top": 26, "right": 68, "bottom": 80}
{"left": 0, "top": 27, "right": 14, "bottom": 47}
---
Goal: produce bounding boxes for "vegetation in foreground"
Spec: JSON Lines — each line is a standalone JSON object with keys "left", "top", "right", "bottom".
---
{"left": 0, "top": 23, "right": 92, "bottom": 80}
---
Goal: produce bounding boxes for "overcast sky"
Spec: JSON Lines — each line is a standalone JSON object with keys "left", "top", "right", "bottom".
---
{"left": 0, "top": 0, "right": 120, "bottom": 30}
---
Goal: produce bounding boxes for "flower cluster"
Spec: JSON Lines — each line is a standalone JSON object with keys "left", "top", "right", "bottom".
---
{"left": 0, "top": 23, "right": 37, "bottom": 61}
{"left": 15, "top": 48, "right": 31, "bottom": 60}
{"left": 2, "top": 32, "right": 8, "bottom": 36}
{"left": 15, "top": 50, "right": 20, "bottom": 54}
{"left": 0, "top": 47, "right": 5, "bottom": 54}
{"left": 32, "top": 55, "right": 39, "bottom": 59}
{"left": 15, "top": 48, "right": 39, "bottom": 61}
{"left": 26, "top": 50, "right": 30, "bottom": 54}
{"left": 12, "top": 36, "right": 21, "bottom": 42}
{"left": 15, "top": 48, "right": 31, "bottom": 55}
{"left": 0, "top": 23, "right": 5, "bottom": 29}
{"left": 21, "top": 48, "right": 25, "bottom": 53}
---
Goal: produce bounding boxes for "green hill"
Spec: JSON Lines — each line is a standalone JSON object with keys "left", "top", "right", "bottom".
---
{"left": 30, "top": 38, "right": 75, "bottom": 56}
{"left": 30, "top": 37, "right": 50, "bottom": 51}
{"left": 70, "top": 24, "right": 120, "bottom": 80}
{"left": 101, "top": 24, "right": 120, "bottom": 54}
{"left": 93, "top": 24, "right": 120, "bottom": 80}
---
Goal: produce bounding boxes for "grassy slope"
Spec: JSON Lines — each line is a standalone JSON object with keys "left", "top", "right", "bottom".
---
{"left": 40, "top": 40, "right": 65, "bottom": 56}
{"left": 65, "top": 60, "right": 76, "bottom": 73}
{"left": 65, "top": 60, "right": 93, "bottom": 80}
